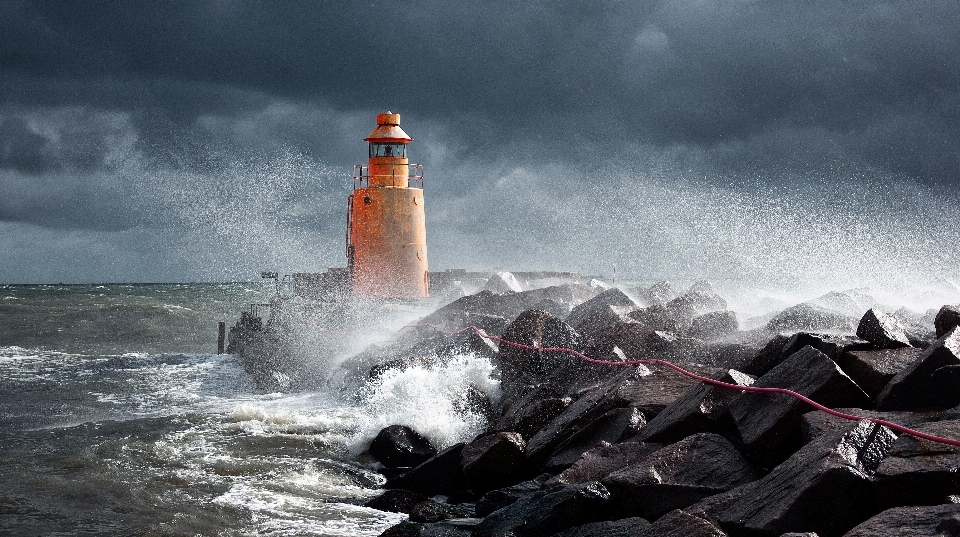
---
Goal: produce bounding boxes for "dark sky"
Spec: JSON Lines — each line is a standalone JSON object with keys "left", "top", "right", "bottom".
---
{"left": 1, "top": 1, "right": 959, "bottom": 305}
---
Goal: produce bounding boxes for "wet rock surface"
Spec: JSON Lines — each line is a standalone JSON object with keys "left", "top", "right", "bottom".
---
{"left": 360, "top": 288, "right": 960, "bottom": 537}
{"left": 603, "top": 433, "right": 760, "bottom": 520}
{"left": 370, "top": 425, "right": 438, "bottom": 468}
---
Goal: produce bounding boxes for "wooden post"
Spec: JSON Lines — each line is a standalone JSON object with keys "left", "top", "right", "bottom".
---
{"left": 218, "top": 322, "right": 226, "bottom": 354}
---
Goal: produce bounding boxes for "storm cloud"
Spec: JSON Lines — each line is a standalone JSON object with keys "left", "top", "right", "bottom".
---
{"left": 1, "top": 1, "right": 959, "bottom": 304}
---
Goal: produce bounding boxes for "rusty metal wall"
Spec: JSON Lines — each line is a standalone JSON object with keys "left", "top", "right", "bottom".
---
{"left": 348, "top": 185, "right": 429, "bottom": 298}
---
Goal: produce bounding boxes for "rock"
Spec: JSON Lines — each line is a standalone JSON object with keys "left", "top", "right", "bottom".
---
{"left": 640, "top": 369, "right": 755, "bottom": 444}
{"left": 628, "top": 280, "right": 676, "bottom": 306}
{"left": 628, "top": 305, "right": 684, "bottom": 332}
{"left": 364, "top": 489, "right": 429, "bottom": 514}
{"left": 742, "top": 334, "right": 792, "bottom": 376}
{"left": 474, "top": 475, "right": 550, "bottom": 517}
{"left": 496, "top": 309, "right": 585, "bottom": 405}
{"left": 565, "top": 288, "right": 638, "bottom": 331}
{"left": 551, "top": 517, "right": 652, "bottom": 537}
{"left": 602, "top": 433, "right": 760, "bottom": 521}
{"left": 856, "top": 309, "right": 911, "bottom": 349}
{"left": 767, "top": 303, "right": 858, "bottom": 333}
{"left": 472, "top": 481, "right": 612, "bottom": 537}
{"left": 800, "top": 407, "right": 941, "bottom": 444}
{"left": 687, "top": 310, "right": 739, "bottom": 341}
{"left": 572, "top": 305, "right": 638, "bottom": 344}
{"left": 876, "top": 327, "right": 960, "bottom": 411}
{"left": 545, "top": 441, "right": 665, "bottom": 488}
{"left": 417, "top": 285, "right": 598, "bottom": 334}
{"left": 729, "top": 345, "right": 871, "bottom": 468}
{"left": 525, "top": 363, "right": 711, "bottom": 468}
{"left": 636, "top": 509, "right": 727, "bottom": 537}
{"left": 484, "top": 272, "right": 524, "bottom": 294}
{"left": 937, "top": 305, "right": 960, "bottom": 339}
{"left": 833, "top": 347, "right": 920, "bottom": 399}
{"left": 584, "top": 323, "right": 680, "bottom": 362}
{"left": 543, "top": 407, "right": 646, "bottom": 473}
{"left": 379, "top": 520, "right": 423, "bottom": 537}
{"left": 663, "top": 291, "right": 728, "bottom": 327}
{"left": 493, "top": 383, "right": 572, "bottom": 440}
{"left": 718, "top": 419, "right": 897, "bottom": 537}
{"left": 379, "top": 518, "right": 483, "bottom": 537}
{"left": 873, "top": 419, "right": 960, "bottom": 509}
{"left": 808, "top": 289, "right": 877, "bottom": 318}
{"left": 461, "top": 432, "right": 528, "bottom": 496}
{"left": 387, "top": 443, "right": 470, "bottom": 497}
{"left": 370, "top": 425, "right": 438, "bottom": 468}
{"left": 842, "top": 503, "right": 960, "bottom": 536}
{"left": 894, "top": 307, "right": 938, "bottom": 348}
{"left": 409, "top": 500, "right": 473, "bottom": 523}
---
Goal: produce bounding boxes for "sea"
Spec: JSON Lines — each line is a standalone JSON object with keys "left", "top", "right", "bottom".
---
{"left": 0, "top": 283, "right": 500, "bottom": 536}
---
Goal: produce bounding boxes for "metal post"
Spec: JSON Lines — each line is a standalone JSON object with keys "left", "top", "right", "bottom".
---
{"left": 218, "top": 322, "right": 226, "bottom": 354}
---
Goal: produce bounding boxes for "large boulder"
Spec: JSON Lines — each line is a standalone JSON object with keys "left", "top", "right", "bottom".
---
{"left": 472, "top": 482, "right": 613, "bottom": 537}
{"left": 461, "top": 432, "right": 528, "bottom": 496}
{"left": 856, "top": 308, "right": 911, "bottom": 349}
{"left": 628, "top": 280, "right": 676, "bottom": 306}
{"left": 936, "top": 305, "right": 960, "bottom": 338}
{"left": 833, "top": 347, "right": 920, "bottom": 399}
{"left": 729, "top": 345, "right": 871, "bottom": 468}
{"left": 370, "top": 425, "right": 438, "bottom": 468}
{"left": 640, "top": 369, "right": 755, "bottom": 444}
{"left": 474, "top": 476, "right": 548, "bottom": 518}
{"left": 545, "top": 442, "right": 665, "bottom": 487}
{"left": 387, "top": 443, "right": 470, "bottom": 497}
{"left": 572, "top": 305, "right": 638, "bottom": 345}
{"left": 603, "top": 433, "right": 759, "bottom": 521}
{"left": 543, "top": 406, "right": 646, "bottom": 473}
{"left": 717, "top": 419, "right": 898, "bottom": 537}
{"left": 495, "top": 309, "right": 586, "bottom": 405}
{"left": 742, "top": 332, "right": 868, "bottom": 378}
{"left": 766, "top": 303, "right": 859, "bottom": 333}
{"left": 662, "top": 290, "right": 728, "bottom": 327}
{"left": 483, "top": 272, "right": 524, "bottom": 294}
{"left": 363, "top": 489, "right": 429, "bottom": 514}
{"left": 635, "top": 509, "right": 728, "bottom": 537}
{"left": 492, "top": 381, "right": 572, "bottom": 440}
{"left": 565, "top": 288, "right": 638, "bottom": 331}
{"left": 842, "top": 503, "right": 960, "bottom": 536}
{"left": 525, "top": 363, "right": 711, "bottom": 468}
{"left": 687, "top": 310, "right": 739, "bottom": 341}
{"left": 550, "top": 517, "right": 652, "bottom": 537}
{"left": 873, "top": 419, "right": 960, "bottom": 509}
{"left": 876, "top": 327, "right": 960, "bottom": 411}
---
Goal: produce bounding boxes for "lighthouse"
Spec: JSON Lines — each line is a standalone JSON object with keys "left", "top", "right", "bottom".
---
{"left": 346, "top": 112, "right": 429, "bottom": 298}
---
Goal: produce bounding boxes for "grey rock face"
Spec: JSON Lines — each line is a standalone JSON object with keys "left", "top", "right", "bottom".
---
{"left": 688, "top": 310, "right": 739, "bottom": 341}
{"left": 843, "top": 503, "right": 960, "bottom": 537}
{"left": 565, "top": 288, "right": 638, "bottom": 332}
{"left": 461, "top": 431, "right": 528, "bottom": 496}
{"left": 856, "top": 308, "right": 911, "bottom": 349}
{"left": 636, "top": 509, "right": 727, "bottom": 537}
{"left": 472, "top": 481, "right": 612, "bottom": 537}
{"left": 550, "top": 517, "right": 651, "bottom": 537}
{"left": 603, "top": 433, "right": 760, "bottom": 521}
{"left": 546, "top": 441, "right": 665, "bottom": 488}
{"left": 877, "top": 327, "right": 960, "bottom": 411}
{"left": 730, "top": 345, "right": 871, "bottom": 468}
{"left": 833, "top": 347, "right": 920, "bottom": 399}
{"left": 718, "top": 419, "right": 897, "bottom": 537}
{"left": 641, "top": 368, "right": 755, "bottom": 444}
{"left": 936, "top": 305, "right": 960, "bottom": 338}
{"left": 767, "top": 303, "right": 858, "bottom": 333}
{"left": 370, "top": 425, "right": 438, "bottom": 468}
{"left": 873, "top": 419, "right": 960, "bottom": 509}
{"left": 543, "top": 406, "right": 645, "bottom": 473}
{"left": 387, "top": 443, "right": 469, "bottom": 497}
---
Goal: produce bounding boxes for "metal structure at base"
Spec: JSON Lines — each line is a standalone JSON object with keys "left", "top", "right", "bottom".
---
{"left": 347, "top": 112, "right": 429, "bottom": 298}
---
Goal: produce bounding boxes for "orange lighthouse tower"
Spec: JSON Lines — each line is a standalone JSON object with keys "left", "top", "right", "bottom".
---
{"left": 346, "top": 112, "right": 429, "bottom": 298}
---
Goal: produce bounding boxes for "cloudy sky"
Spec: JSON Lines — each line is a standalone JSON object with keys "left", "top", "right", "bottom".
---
{"left": 1, "top": 1, "right": 959, "bottom": 304}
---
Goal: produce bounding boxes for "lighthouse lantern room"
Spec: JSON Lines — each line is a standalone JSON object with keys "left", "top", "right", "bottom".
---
{"left": 347, "top": 112, "right": 429, "bottom": 298}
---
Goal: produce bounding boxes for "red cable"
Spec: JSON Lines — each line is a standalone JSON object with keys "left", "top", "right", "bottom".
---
{"left": 402, "top": 323, "right": 960, "bottom": 448}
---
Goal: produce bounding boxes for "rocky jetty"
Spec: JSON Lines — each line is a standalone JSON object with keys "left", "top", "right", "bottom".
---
{"left": 351, "top": 280, "right": 960, "bottom": 536}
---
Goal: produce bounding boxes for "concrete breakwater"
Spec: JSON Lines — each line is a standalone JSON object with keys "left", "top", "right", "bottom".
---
{"left": 231, "top": 275, "right": 960, "bottom": 536}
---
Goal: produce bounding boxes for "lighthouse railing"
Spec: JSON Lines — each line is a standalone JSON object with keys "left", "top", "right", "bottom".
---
{"left": 352, "top": 164, "right": 424, "bottom": 189}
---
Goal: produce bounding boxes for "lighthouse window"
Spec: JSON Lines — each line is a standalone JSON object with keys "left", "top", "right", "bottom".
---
{"left": 369, "top": 143, "right": 407, "bottom": 158}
